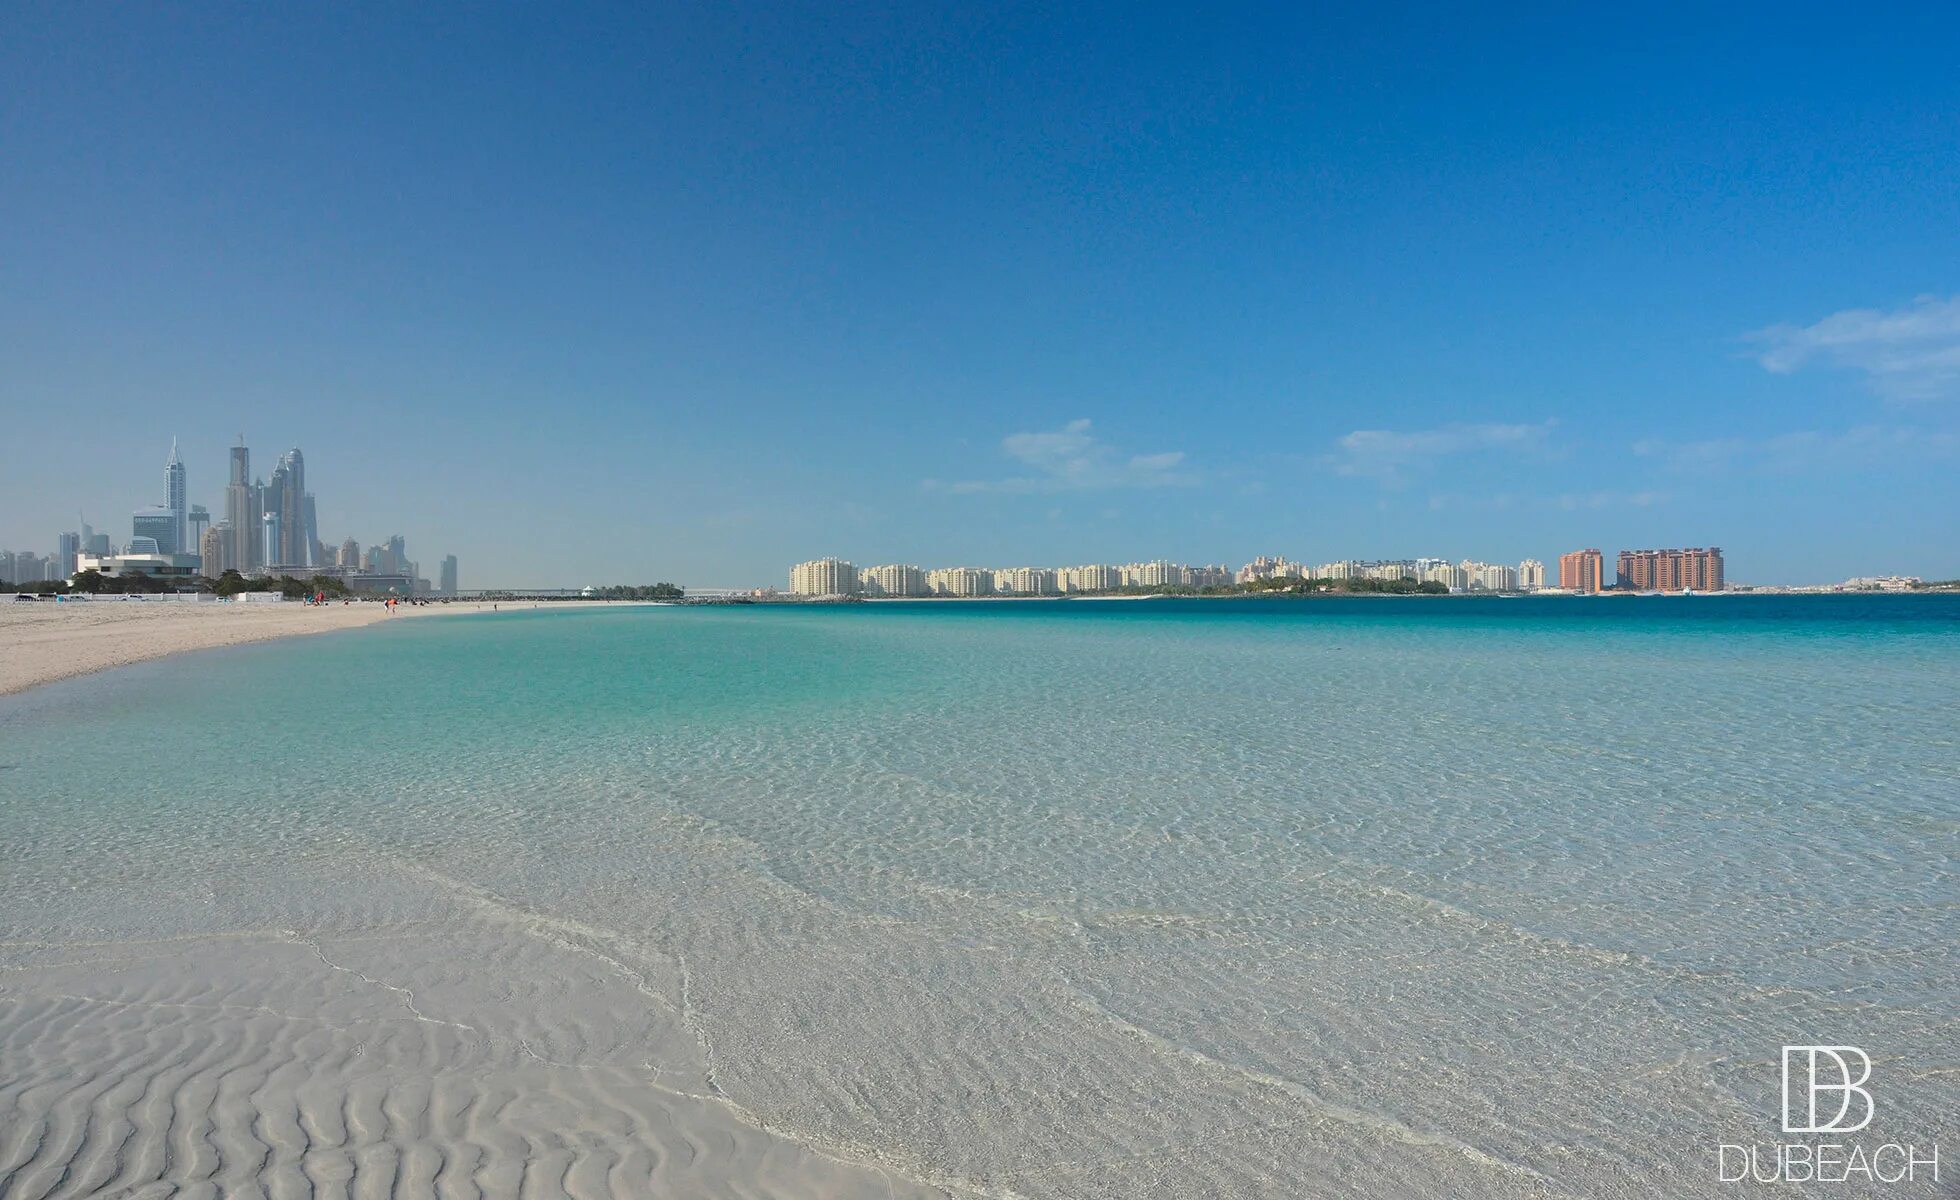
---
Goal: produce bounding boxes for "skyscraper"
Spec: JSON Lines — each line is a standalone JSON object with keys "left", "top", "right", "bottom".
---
{"left": 1558, "top": 548, "right": 1604, "bottom": 594}
{"left": 133, "top": 506, "right": 178, "bottom": 555}
{"left": 57, "top": 532, "right": 80, "bottom": 577}
{"left": 226, "top": 439, "right": 257, "bottom": 572}
{"left": 202, "top": 523, "right": 230, "bottom": 576}
{"left": 252, "top": 477, "right": 266, "bottom": 564}
{"left": 263, "top": 456, "right": 290, "bottom": 567}
{"left": 188, "top": 505, "right": 210, "bottom": 568}
{"left": 165, "top": 438, "right": 188, "bottom": 556}
{"left": 338, "top": 538, "right": 360, "bottom": 568}
{"left": 272, "top": 448, "right": 306, "bottom": 568}
{"left": 440, "top": 555, "right": 458, "bottom": 595}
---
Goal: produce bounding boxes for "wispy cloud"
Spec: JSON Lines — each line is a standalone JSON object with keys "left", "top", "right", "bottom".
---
{"left": 1425, "top": 489, "right": 1665, "bottom": 512}
{"left": 925, "top": 419, "right": 1194, "bottom": 495}
{"left": 1554, "top": 489, "right": 1670, "bottom": 511}
{"left": 1329, "top": 419, "right": 1558, "bottom": 484}
{"left": 1634, "top": 425, "right": 1960, "bottom": 472}
{"left": 1745, "top": 294, "right": 1960, "bottom": 401}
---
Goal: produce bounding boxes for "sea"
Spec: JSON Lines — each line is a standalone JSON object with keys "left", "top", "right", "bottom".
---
{"left": 2, "top": 596, "right": 1955, "bottom": 1198}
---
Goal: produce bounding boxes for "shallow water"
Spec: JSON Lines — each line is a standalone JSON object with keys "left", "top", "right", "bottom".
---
{"left": 2, "top": 596, "right": 1955, "bottom": 1197}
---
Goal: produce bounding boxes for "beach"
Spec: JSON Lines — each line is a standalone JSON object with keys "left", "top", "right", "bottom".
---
{"left": 1, "top": 596, "right": 1954, "bottom": 1198}
{"left": 0, "top": 598, "right": 680, "bottom": 698}
{"left": 0, "top": 598, "right": 503, "bottom": 698}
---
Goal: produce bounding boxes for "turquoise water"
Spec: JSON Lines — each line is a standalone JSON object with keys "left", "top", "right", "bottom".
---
{"left": 2, "top": 596, "right": 1956, "bottom": 1197}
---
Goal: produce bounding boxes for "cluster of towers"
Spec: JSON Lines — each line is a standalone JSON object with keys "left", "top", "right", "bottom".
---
{"left": 115, "top": 437, "right": 315, "bottom": 574}
{"left": 6, "top": 437, "right": 459, "bottom": 597}
{"left": 201, "top": 438, "right": 317, "bottom": 574}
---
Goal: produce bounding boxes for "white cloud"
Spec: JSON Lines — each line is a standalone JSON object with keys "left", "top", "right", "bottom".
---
{"left": 929, "top": 419, "right": 1194, "bottom": 494}
{"left": 1329, "top": 419, "right": 1558, "bottom": 484}
{"left": 1746, "top": 294, "right": 1960, "bottom": 400}
{"left": 1634, "top": 425, "right": 1960, "bottom": 472}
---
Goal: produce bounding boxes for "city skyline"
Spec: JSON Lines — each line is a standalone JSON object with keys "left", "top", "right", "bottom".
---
{"left": 0, "top": 428, "right": 1921, "bottom": 594}
{"left": 0, "top": 434, "right": 458, "bottom": 596}
{"left": 3, "top": 8, "right": 1958, "bottom": 587}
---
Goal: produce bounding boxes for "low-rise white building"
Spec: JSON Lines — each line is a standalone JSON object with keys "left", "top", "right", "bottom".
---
{"left": 1237, "top": 556, "right": 1307, "bottom": 584}
{"left": 994, "top": 567, "right": 1058, "bottom": 596}
{"left": 790, "top": 558, "right": 858, "bottom": 596}
{"left": 75, "top": 552, "right": 201, "bottom": 582}
{"left": 927, "top": 567, "right": 992, "bottom": 597}
{"left": 1480, "top": 563, "right": 1519, "bottom": 591}
{"left": 1840, "top": 575, "right": 1920, "bottom": 591}
{"left": 1058, "top": 564, "right": 1119, "bottom": 592}
{"left": 1420, "top": 561, "right": 1464, "bottom": 590}
{"left": 1123, "top": 560, "right": 1184, "bottom": 588}
{"left": 860, "top": 563, "right": 927, "bottom": 597}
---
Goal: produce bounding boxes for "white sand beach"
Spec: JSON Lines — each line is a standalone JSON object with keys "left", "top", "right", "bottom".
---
{"left": 0, "top": 598, "right": 500, "bottom": 697}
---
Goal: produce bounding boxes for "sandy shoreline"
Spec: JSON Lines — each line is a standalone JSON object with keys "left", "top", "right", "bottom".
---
{"left": 0, "top": 599, "right": 655, "bottom": 698}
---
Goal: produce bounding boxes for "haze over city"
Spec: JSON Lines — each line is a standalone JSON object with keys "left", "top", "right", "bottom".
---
{"left": 4, "top": 5, "right": 1957, "bottom": 588}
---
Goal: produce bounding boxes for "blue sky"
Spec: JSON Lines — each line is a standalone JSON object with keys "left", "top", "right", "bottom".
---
{"left": 3, "top": 3, "right": 1957, "bottom": 587}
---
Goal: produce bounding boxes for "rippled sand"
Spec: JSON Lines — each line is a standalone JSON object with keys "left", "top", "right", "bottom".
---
{"left": 0, "top": 864, "right": 952, "bottom": 1199}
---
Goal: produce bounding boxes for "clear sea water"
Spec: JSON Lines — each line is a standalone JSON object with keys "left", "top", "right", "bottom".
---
{"left": 2, "top": 596, "right": 1956, "bottom": 1197}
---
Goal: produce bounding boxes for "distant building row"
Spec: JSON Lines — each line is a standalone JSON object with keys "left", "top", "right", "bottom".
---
{"left": 791, "top": 558, "right": 1233, "bottom": 597}
{"left": 790, "top": 556, "right": 1551, "bottom": 597}
{"left": 1236, "top": 555, "right": 1546, "bottom": 592}
{"left": 1556, "top": 547, "right": 1724, "bottom": 593}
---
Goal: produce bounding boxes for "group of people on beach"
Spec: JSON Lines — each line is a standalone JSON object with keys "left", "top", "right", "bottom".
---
{"left": 292, "top": 594, "right": 456, "bottom": 612}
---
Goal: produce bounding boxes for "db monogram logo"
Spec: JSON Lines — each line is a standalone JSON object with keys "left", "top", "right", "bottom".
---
{"left": 1781, "top": 1045, "right": 1874, "bottom": 1134}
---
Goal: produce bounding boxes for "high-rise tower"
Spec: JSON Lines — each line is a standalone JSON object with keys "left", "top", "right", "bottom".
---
{"left": 188, "top": 505, "right": 210, "bottom": 568}
{"left": 275, "top": 448, "right": 306, "bottom": 567}
{"left": 225, "top": 438, "right": 257, "bottom": 571}
{"left": 264, "top": 457, "right": 291, "bottom": 568}
{"left": 165, "top": 438, "right": 188, "bottom": 556}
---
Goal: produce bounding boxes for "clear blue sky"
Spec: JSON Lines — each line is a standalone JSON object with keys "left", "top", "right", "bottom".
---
{"left": 4, "top": 2, "right": 1957, "bottom": 587}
